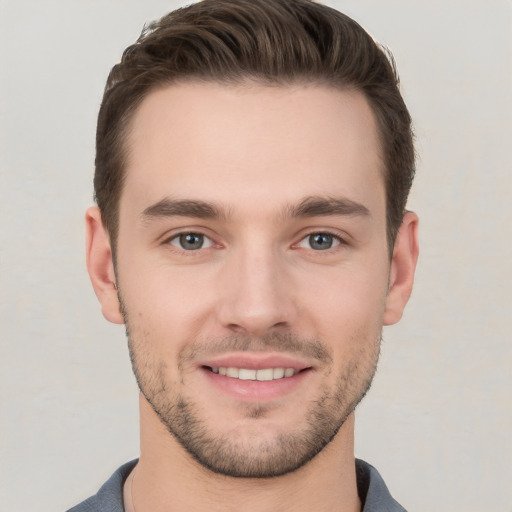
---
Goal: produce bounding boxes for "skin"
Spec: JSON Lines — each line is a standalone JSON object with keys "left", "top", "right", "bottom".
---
{"left": 86, "top": 82, "right": 419, "bottom": 512}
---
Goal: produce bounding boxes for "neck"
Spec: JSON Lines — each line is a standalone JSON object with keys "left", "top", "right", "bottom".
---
{"left": 132, "top": 394, "right": 361, "bottom": 512}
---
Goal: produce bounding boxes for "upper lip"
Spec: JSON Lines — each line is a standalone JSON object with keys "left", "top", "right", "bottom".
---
{"left": 199, "top": 352, "right": 313, "bottom": 371}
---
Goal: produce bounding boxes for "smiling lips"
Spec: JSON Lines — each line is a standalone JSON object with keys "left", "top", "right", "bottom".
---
{"left": 208, "top": 366, "right": 300, "bottom": 381}
{"left": 201, "top": 357, "right": 312, "bottom": 400}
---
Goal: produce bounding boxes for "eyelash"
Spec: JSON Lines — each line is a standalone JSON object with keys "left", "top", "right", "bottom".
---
{"left": 163, "top": 230, "right": 347, "bottom": 253}
{"left": 165, "top": 232, "right": 215, "bottom": 252}
{"left": 295, "top": 230, "right": 346, "bottom": 252}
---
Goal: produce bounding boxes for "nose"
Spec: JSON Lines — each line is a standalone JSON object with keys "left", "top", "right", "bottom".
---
{"left": 216, "top": 244, "right": 297, "bottom": 337}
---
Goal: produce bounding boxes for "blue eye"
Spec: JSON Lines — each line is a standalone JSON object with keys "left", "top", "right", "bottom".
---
{"left": 169, "top": 233, "right": 213, "bottom": 250}
{"left": 299, "top": 233, "right": 341, "bottom": 250}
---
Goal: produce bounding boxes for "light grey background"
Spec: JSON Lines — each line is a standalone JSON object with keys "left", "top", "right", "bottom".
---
{"left": 1, "top": 1, "right": 511, "bottom": 511}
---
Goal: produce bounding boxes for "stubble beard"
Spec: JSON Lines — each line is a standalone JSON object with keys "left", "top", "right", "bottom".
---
{"left": 122, "top": 304, "right": 381, "bottom": 478}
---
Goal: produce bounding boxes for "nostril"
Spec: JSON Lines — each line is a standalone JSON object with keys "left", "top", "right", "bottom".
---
{"left": 226, "top": 321, "right": 290, "bottom": 337}
{"left": 226, "top": 323, "right": 247, "bottom": 334}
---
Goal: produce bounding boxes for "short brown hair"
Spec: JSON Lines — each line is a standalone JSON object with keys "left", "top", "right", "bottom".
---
{"left": 95, "top": 0, "right": 415, "bottom": 255}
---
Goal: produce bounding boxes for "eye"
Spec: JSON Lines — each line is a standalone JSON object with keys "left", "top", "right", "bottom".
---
{"left": 169, "top": 232, "right": 213, "bottom": 251}
{"left": 298, "top": 232, "right": 341, "bottom": 251}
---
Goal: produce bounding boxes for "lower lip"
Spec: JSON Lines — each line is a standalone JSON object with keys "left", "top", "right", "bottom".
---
{"left": 200, "top": 367, "right": 311, "bottom": 401}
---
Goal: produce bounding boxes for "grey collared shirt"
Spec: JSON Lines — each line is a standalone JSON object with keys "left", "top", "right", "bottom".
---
{"left": 67, "top": 458, "right": 407, "bottom": 512}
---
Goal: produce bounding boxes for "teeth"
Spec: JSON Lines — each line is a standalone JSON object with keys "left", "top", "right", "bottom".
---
{"left": 239, "top": 369, "right": 256, "bottom": 380}
{"left": 212, "top": 367, "right": 298, "bottom": 381}
{"left": 226, "top": 367, "right": 239, "bottom": 378}
{"left": 284, "top": 368, "right": 295, "bottom": 378}
{"left": 256, "top": 368, "right": 273, "bottom": 381}
{"left": 272, "top": 367, "right": 285, "bottom": 379}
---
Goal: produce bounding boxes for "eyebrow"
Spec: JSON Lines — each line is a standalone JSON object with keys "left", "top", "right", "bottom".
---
{"left": 140, "top": 195, "right": 370, "bottom": 222}
{"left": 285, "top": 196, "right": 370, "bottom": 219}
{"left": 141, "top": 198, "right": 228, "bottom": 221}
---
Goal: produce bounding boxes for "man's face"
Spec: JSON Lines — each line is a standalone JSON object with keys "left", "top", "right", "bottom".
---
{"left": 99, "top": 82, "right": 407, "bottom": 477}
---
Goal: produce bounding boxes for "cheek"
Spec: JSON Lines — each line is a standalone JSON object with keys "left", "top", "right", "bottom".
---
{"left": 298, "top": 263, "right": 389, "bottom": 332}
{"left": 294, "top": 267, "right": 387, "bottom": 374}
{"left": 119, "top": 261, "right": 220, "bottom": 346}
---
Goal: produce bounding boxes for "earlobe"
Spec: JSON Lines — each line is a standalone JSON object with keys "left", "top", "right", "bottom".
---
{"left": 85, "top": 207, "right": 124, "bottom": 324}
{"left": 383, "top": 211, "right": 419, "bottom": 326}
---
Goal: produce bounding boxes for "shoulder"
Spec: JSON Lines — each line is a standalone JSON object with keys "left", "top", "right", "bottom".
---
{"left": 356, "top": 459, "right": 408, "bottom": 512}
{"left": 66, "top": 460, "right": 138, "bottom": 512}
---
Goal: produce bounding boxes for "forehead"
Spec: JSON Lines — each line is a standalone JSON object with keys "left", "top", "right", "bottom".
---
{"left": 121, "top": 82, "right": 385, "bottom": 219}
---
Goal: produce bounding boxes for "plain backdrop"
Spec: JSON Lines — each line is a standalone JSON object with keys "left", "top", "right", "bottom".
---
{"left": 1, "top": 1, "right": 511, "bottom": 511}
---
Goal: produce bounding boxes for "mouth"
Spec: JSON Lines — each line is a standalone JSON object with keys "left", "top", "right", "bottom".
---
{"left": 203, "top": 366, "right": 304, "bottom": 381}
{"left": 198, "top": 355, "right": 313, "bottom": 401}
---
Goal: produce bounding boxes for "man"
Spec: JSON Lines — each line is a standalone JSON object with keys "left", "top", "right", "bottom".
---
{"left": 71, "top": 0, "right": 419, "bottom": 510}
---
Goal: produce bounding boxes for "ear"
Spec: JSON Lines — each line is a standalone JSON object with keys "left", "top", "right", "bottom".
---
{"left": 85, "top": 206, "right": 124, "bottom": 324}
{"left": 383, "top": 211, "right": 419, "bottom": 326}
